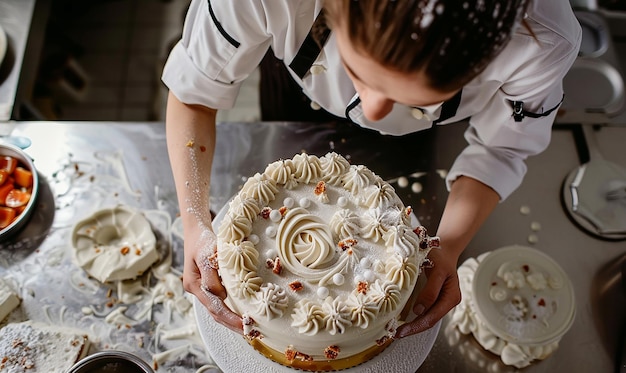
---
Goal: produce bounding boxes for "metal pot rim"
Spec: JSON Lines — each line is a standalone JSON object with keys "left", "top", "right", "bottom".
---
{"left": 67, "top": 350, "right": 154, "bottom": 373}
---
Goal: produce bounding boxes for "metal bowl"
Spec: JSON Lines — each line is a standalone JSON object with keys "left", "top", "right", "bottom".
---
{"left": 0, "top": 141, "right": 39, "bottom": 239}
{"left": 67, "top": 351, "right": 154, "bottom": 373}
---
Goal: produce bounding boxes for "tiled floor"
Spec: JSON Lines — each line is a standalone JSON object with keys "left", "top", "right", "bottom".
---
{"left": 35, "top": 0, "right": 260, "bottom": 123}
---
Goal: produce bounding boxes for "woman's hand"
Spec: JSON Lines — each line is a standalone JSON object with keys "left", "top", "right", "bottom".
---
{"left": 394, "top": 248, "right": 461, "bottom": 338}
{"left": 395, "top": 176, "right": 500, "bottom": 338}
{"left": 183, "top": 222, "right": 243, "bottom": 333}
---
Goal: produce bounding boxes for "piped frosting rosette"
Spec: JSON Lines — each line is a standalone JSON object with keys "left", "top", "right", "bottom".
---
{"left": 215, "top": 152, "right": 440, "bottom": 369}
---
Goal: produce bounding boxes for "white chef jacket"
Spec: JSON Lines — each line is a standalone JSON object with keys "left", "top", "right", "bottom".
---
{"left": 162, "top": 0, "right": 582, "bottom": 200}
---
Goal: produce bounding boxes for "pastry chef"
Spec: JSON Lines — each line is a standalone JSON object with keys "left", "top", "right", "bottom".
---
{"left": 162, "top": 0, "right": 581, "bottom": 338}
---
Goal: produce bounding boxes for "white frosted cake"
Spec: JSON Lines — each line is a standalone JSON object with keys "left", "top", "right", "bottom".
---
{"left": 215, "top": 152, "right": 438, "bottom": 371}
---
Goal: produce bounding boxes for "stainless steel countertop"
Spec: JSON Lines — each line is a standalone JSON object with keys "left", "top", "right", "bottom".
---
{"left": 3, "top": 120, "right": 626, "bottom": 372}
{"left": 0, "top": 0, "right": 36, "bottom": 121}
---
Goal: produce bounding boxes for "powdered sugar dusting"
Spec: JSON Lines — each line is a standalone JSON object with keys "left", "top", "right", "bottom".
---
{"left": 0, "top": 321, "right": 88, "bottom": 373}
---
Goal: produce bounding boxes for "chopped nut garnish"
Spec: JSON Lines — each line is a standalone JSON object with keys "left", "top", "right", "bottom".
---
{"left": 246, "top": 329, "right": 262, "bottom": 340}
{"left": 279, "top": 206, "right": 288, "bottom": 216}
{"left": 338, "top": 238, "right": 357, "bottom": 251}
{"left": 285, "top": 347, "right": 297, "bottom": 361}
{"left": 120, "top": 246, "right": 130, "bottom": 255}
{"left": 428, "top": 236, "right": 441, "bottom": 249}
{"left": 295, "top": 352, "right": 313, "bottom": 361}
{"left": 186, "top": 140, "right": 194, "bottom": 147}
{"left": 413, "top": 226, "right": 427, "bottom": 238}
{"left": 285, "top": 346, "right": 312, "bottom": 362}
{"left": 357, "top": 281, "right": 368, "bottom": 295}
{"left": 314, "top": 180, "right": 326, "bottom": 195}
{"left": 324, "top": 345, "right": 340, "bottom": 360}
{"left": 243, "top": 316, "right": 255, "bottom": 326}
{"left": 135, "top": 248, "right": 142, "bottom": 255}
{"left": 272, "top": 258, "right": 283, "bottom": 275}
{"left": 376, "top": 335, "right": 391, "bottom": 346}
{"left": 261, "top": 207, "right": 272, "bottom": 219}
{"left": 266, "top": 258, "right": 275, "bottom": 269}
{"left": 289, "top": 281, "right": 304, "bottom": 292}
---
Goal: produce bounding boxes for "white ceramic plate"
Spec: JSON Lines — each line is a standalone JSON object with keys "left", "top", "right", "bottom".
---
{"left": 472, "top": 245, "right": 576, "bottom": 346}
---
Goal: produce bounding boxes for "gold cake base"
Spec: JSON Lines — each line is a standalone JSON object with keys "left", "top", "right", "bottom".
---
{"left": 248, "top": 337, "right": 394, "bottom": 372}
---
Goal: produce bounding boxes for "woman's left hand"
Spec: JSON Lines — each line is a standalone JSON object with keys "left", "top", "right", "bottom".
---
{"left": 394, "top": 247, "right": 461, "bottom": 338}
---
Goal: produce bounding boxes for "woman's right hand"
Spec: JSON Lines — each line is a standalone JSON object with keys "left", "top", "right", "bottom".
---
{"left": 165, "top": 92, "right": 241, "bottom": 332}
{"left": 183, "top": 222, "right": 243, "bottom": 333}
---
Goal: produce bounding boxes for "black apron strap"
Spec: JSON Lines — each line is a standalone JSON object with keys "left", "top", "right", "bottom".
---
{"left": 509, "top": 95, "right": 564, "bottom": 122}
{"left": 288, "top": 11, "right": 331, "bottom": 79}
{"left": 433, "top": 89, "right": 463, "bottom": 124}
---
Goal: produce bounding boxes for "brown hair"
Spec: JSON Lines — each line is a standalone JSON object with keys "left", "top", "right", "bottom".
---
{"left": 324, "top": 0, "right": 530, "bottom": 92}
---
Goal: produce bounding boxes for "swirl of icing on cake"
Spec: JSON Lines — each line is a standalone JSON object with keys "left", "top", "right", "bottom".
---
{"left": 320, "top": 152, "right": 351, "bottom": 186}
{"left": 240, "top": 173, "right": 279, "bottom": 206}
{"left": 228, "top": 196, "right": 261, "bottom": 221}
{"left": 218, "top": 214, "right": 253, "bottom": 243}
{"left": 383, "top": 225, "right": 419, "bottom": 258}
{"left": 346, "top": 292, "right": 378, "bottom": 329}
{"left": 254, "top": 283, "right": 288, "bottom": 320}
{"left": 362, "top": 181, "right": 399, "bottom": 209}
{"left": 277, "top": 207, "right": 335, "bottom": 269}
{"left": 385, "top": 254, "right": 418, "bottom": 290}
{"left": 361, "top": 209, "right": 388, "bottom": 242}
{"left": 322, "top": 297, "right": 352, "bottom": 335}
{"left": 232, "top": 271, "right": 263, "bottom": 299}
{"left": 342, "top": 165, "right": 374, "bottom": 194}
{"left": 368, "top": 280, "right": 401, "bottom": 314}
{"left": 292, "top": 153, "right": 322, "bottom": 184}
{"left": 219, "top": 240, "right": 259, "bottom": 273}
{"left": 264, "top": 159, "right": 298, "bottom": 189}
{"left": 291, "top": 299, "right": 326, "bottom": 335}
{"left": 330, "top": 209, "right": 361, "bottom": 239}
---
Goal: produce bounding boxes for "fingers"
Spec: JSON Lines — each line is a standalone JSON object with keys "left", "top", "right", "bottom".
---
{"left": 181, "top": 239, "right": 242, "bottom": 333}
{"left": 395, "top": 294, "right": 450, "bottom": 338}
{"left": 196, "top": 283, "right": 243, "bottom": 333}
{"left": 412, "top": 269, "right": 446, "bottom": 317}
{"left": 202, "top": 264, "right": 228, "bottom": 300}
{"left": 395, "top": 268, "right": 461, "bottom": 338}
